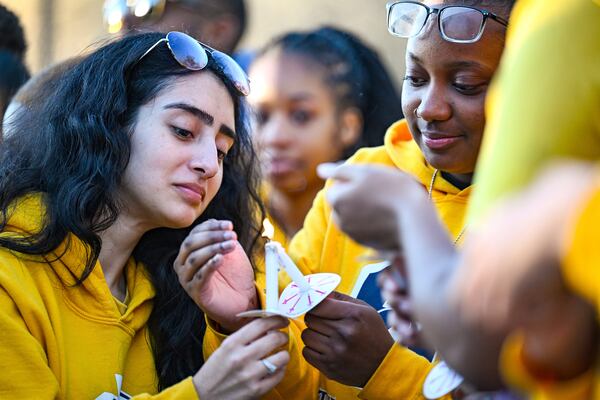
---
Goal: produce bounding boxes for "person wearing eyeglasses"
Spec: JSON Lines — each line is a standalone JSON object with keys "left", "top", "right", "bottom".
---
{"left": 103, "top": 0, "right": 252, "bottom": 70}
{"left": 320, "top": 0, "right": 600, "bottom": 398}
{"left": 0, "top": 31, "right": 293, "bottom": 399}
{"left": 190, "top": 0, "right": 515, "bottom": 397}
{"left": 273, "top": 1, "right": 514, "bottom": 399}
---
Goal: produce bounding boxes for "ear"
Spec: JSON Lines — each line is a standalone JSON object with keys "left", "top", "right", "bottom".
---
{"left": 338, "top": 107, "right": 363, "bottom": 149}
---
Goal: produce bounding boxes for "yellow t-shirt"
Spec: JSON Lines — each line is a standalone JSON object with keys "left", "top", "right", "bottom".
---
{"left": 468, "top": 0, "right": 600, "bottom": 223}
{"left": 0, "top": 195, "right": 199, "bottom": 399}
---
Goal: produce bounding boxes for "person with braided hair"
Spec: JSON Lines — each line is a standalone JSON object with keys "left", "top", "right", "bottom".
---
{"left": 249, "top": 26, "right": 403, "bottom": 246}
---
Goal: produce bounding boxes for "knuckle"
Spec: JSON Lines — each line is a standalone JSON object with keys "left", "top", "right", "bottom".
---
{"left": 182, "top": 238, "right": 192, "bottom": 249}
{"left": 279, "top": 351, "right": 290, "bottom": 366}
{"left": 248, "top": 381, "right": 263, "bottom": 397}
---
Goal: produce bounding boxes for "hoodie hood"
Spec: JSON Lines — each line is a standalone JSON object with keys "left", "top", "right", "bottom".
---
{"left": 384, "top": 119, "right": 472, "bottom": 197}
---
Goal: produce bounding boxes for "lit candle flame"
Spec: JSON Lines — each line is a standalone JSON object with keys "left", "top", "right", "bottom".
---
{"left": 263, "top": 218, "right": 275, "bottom": 240}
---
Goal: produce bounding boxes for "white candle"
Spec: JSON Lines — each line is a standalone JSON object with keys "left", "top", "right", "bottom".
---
{"left": 265, "top": 241, "right": 280, "bottom": 310}
{"left": 274, "top": 242, "right": 311, "bottom": 292}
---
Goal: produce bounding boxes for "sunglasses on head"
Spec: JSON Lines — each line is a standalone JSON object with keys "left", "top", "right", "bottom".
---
{"left": 135, "top": 31, "right": 250, "bottom": 96}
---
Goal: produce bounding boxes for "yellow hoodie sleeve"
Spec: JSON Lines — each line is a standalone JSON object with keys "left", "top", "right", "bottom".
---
{"left": 129, "top": 377, "right": 199, "bottom": 399}
{"left": 562, "top": 186, "right": 600, "bottom": 309}
{"left": 0, "top": 285, "right": 61, "bottom": 399}
{"left": 359, "top": 343, "right": 450, "bottom": 400}
{"left": 500, "top": 333, "right": 594, "bottom": 400}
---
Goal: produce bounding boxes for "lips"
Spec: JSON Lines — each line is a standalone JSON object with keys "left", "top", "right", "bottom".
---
{"left": 173, "top": 183, "right": 206, "bottom": 205}
{"left": 265, "top": 157, "right": 300, "bottom": 176}
{"left": 421, "top": 130, "right": 463, "bottom": 150}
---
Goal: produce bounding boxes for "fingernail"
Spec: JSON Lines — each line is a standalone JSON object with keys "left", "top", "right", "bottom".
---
{"left": 224, "top": 231, "right": 235, "bottom": 240}
{"left": 221, "top": 221, "right": 232, "bottom": 230}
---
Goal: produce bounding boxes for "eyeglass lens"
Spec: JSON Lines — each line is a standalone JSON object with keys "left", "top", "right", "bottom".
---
{"left": 439, "top": 7, "right": 484, "bottom": 42}
{"left": 388, "top": 2, "right": 485, "bottom": 42}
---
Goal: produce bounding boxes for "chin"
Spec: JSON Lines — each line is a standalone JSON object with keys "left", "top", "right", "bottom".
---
{"left": 162, "top": 208, "right": 204, "bottom": 229}
{"left": 269, "top": 175, "right": 308, "bottom": 193}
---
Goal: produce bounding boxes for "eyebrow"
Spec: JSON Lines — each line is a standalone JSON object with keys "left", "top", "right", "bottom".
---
{"left": 164, "top": 102, "right": 236, "bottom": 139}
{"left": 408, "top": 52, "right": 423, "bottom": 65}
{"left": 408, "top": 53, "right": 488, "bottom": 71}
{"left": 288, "top": 93, "right": 315, "bottom": 102}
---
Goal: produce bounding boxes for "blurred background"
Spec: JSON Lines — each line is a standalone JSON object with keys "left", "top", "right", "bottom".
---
{"left": 2, "top": 0, "right": 407, "bottom": 91}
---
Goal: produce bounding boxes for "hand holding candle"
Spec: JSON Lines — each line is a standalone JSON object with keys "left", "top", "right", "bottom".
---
{"left": 238, "top": 219, "right": 341, "bottom": 319}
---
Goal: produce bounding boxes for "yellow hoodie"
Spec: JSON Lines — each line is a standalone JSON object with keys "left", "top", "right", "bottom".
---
{"left": 0, "top": 195, "right": 199, "bottom": 399}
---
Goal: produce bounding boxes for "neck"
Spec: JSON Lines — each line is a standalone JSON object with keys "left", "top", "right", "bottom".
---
{"left": 440, "top": 171, "right": 473, "bottom": 190}
{"left": 269, "top": 183, "right": 323, "bottom": 238}
{"left": 98, "top": 214, "right": 147, "bottom": 302}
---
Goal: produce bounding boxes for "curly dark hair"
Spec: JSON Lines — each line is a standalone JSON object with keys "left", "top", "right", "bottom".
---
{"left": 0, "top": 32, "right": 263, "bottom": 390}
{"left": 0, "top": 4, "right": 27, "bottom": 58}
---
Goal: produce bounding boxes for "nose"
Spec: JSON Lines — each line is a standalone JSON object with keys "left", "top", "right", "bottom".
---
{"left": 415, "top": 82, "right": 452, "bottom": 122}
{"left": 189, "top": 139, "right": 219, "bottom": 179}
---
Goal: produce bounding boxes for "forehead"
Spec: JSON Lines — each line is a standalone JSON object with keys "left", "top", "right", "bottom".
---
{"left": 154, "top": 72, "right": 235, "bottom": 124}
{"left": 422, "top": 0, "right": 508, "bottom": 18}
{"left": 249, "top": 50, "right": 332, "bottom": 101}
{"left": 406, "top": 2, "right": 506, "bottom": 67}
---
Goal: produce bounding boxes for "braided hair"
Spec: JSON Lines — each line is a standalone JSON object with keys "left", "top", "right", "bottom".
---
{"left": 259, "top": 26, "right": 403, "bottom": 158}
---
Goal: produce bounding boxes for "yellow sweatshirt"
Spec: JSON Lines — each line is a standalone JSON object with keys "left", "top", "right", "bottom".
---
{"left": 0, "top": 195, "right": 199, "bottom": 399}
{"left": 287, "top": 119, "right": 469, "bottom": 400}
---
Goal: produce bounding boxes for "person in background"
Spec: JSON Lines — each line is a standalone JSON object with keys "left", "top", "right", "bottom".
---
{"left": 0, "top": 3, "right": 27, "bottom": 60}
{"left": 287, "top": 1, "right": 514, "bottom": 397}
{"left": 0, "top": 3, "right": 29, "bottom": 133}
{"left": 103, "top": 0, "right": 252, "bottom": 70}
{"left": 0, "top": 31, "right": 290, "bottom": 399}
{"left": 0, "top": 50, "right": 29, "bottom": 127}
{"left": 249, "top": 26, "right": 402, "bottom": 246}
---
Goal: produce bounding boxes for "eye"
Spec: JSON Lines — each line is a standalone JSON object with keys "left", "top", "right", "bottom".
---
{"left": 453, "top": 82, "right": 486, "bottom": 96}
{"left": 217, "top": 149, "right": 228, "bottom": 162}
{"left": 172, "top": 126, "right": 193, "bottom": 139}
{"left": 290, "top": 109, "right": 313, "bottom": 125}
{"left": 255, "top": 110, "right": 270, "bottom": 126}
{"left": 404, "top": 75, "right": 427, "bottom": 87}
